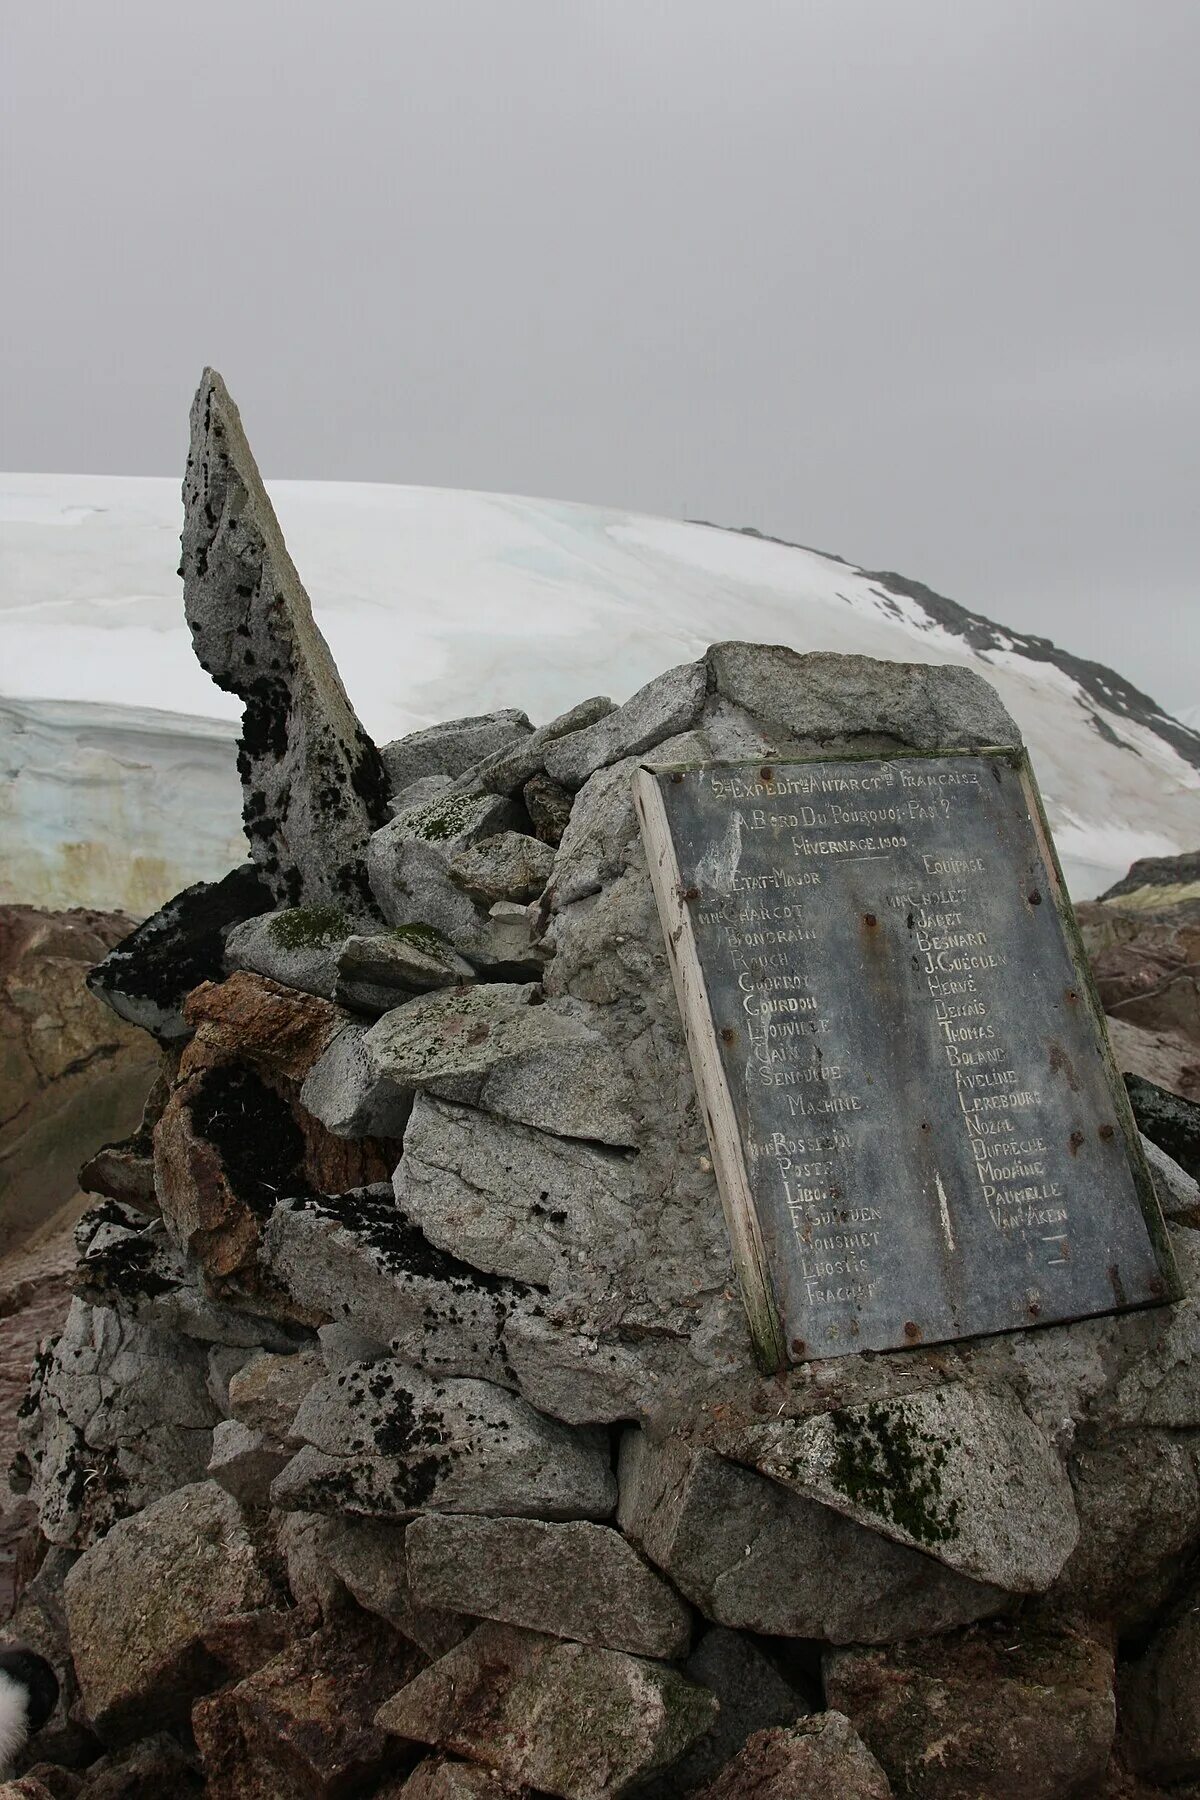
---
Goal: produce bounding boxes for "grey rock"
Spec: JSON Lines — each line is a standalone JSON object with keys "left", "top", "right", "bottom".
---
{"left": 379, "top": 789, "right": 520, "bottom": 858}
{"left": 524, "top": 772, "right": 574, "bottom": 845}
{"left": 367, "top": 835, "right": 490, "bottom": 954}
{"left": 617, "top": 1433, "right": 1008, "bottom": 1643}
{"left": 318, "top": 1321, "right": 390, "bottom": 1370}
{"left": 704, "top": 642, "right": 1022, "bottom": 750}
{"left": 1055, "top": 1430, "right": 1200, "bottom": 1631}
{"left": 273, "top": 1360, "right": 617, "bottom": 1520}
{"left": 375, "top": 1621, "right": 718, "bottom": 1800}
{"left": 544, "top": 660, "right": 709, "bottom": 789}
{"left": 73, "top": 1202, "right": 302, "bottom": 1349}
{"left": 661, "top": 1629, "right": 814, "bottom": 1795}
{"left": 449, "top": 832, "right": 555, "bottom": 906}
{"left": 405, "top": 1515, "right": 692, "bottom": 1657}
{"left": 223, "top": 908, "right": 347, "bottom": 1000}
{"left": 207, "top": 1343, "right": 255, "bottom": 1414}
{"left": 348, "top": 984, "right": 636, "bottom": 1145}
{"left": 300, "top": 1019, "right": 414, "bottom": 1139}
{"left": 226, "top": 1348, "right": 324, "bottom": 1442}
{"left": 181, "top": 370, "right": 390, "bottom": 910}
{"left": 319, "top": 1516, "right": 467, "bottom": 1658}
{"left": 1120, "top": 1572, "right": 1200, "bottom": 1783}
{"left": 336, "top": 930, "right": 476, "bottom": 1013}
{"left": 691, "top": 1714, "right": 893, "bottom": 1800}
{"left": 382, "top": 711, "right": 533, "bottom": 796}
{"left": 744, "top": 1383, "right": 1077, "bottom": 1592}
{"left": 274, "top": 1509, "right": 346, "bottom": 1618}
{"left": 261, "top": 1188, "right": 529, "bottom": 1386}
{"left": 63, "top": 1479, "right": 272, "bottom": 1742}
{"left": 396, "top": 1094, "right": 641, "bottom": 1289}
{"left": 18, "top": 1297, "right": 219, "bottom": 1547}
{"left": 461, "top": 696, "right": 616, "bottom": 796}
{"left": 1143, "top": 1131, "right": 1200, "bottom": 1221}
{"left": 206, "top": 1418, "right": 291, "bottom": 1505}
{"left": 474, "top": 901, "right": 551, "bottom": 977}
{"left": 86, "top": 865, "right": 272, "bottom": 1042}
{"left": 389, "top": 773, "right": 456, "bottom": 816}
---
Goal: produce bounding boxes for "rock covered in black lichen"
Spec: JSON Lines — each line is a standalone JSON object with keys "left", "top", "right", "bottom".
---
{"left": 1126, "top": 1073, "right": 1200, "bottom": 1180}
{"left": 87, "top": 864, "right": 272, "bottom": 1042}
{"left": 181, "top": 369, "right": 390, "bottom": 911}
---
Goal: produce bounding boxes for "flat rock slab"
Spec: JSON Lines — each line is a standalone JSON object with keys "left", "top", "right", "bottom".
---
{"left": 318, "top": 1516, "right": 467, "bottom": 1659}
{"left": 405, "top": 1515, "right": 692, "bottom": 1658}
{"left": 825, "top": 1620, "right": 1116, "bottom": 1800}
{"left": 544, "top": 660, "right": 708, "bottom": 790}
{"left": 273, "top": 1361, "right": 617, "bottom": 1520}
{"left": 395, "top": 1759, "right": 519, "bottom": 1799}
{"left": 376, "top": 1621, "right": 718, "bottom": 1800}
{"left": 617, "top": 1434, "right": 1006, "bottom": 1645}
{"left": 742, "top": 1383, "right": 1077, "bottom": 1591}
{"left": 181, "top": 370, "right": 390, "bottom": 910}
{"left": 661, "top": 1627, "right": 814, "bottom": 1795}
{"left": 62, "top": 1480, "right": 271, "bottom": 1742}
{"left": 382, "top": 711, "right": 533, "bottom": 796}
{"left": 337, "top": 931, "right": 476, "bottom": 1010}
{"left": 342, "top": 984, "right": 635, "bottom": 1145}
{"left": 460, "top": 696, "right": 615, "bottom": 796}
{"left": 449, "top": 832, "right": 554, "bottom": 906}
{"left": 692, "top": 1713, "right": 893, "bottom": 1800}
{"left": 262, "top": 1188, "right": 530, "bottom": 1385}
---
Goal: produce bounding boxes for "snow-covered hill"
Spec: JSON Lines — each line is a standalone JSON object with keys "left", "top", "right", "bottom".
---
{"left": 2, "top": 473, "right": 1196, "bottom": 913}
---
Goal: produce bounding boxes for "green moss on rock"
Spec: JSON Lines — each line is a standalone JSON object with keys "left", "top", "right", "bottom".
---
{"left": 827, "top": 1401, "right": 961, "bottom": 1547}
{"left": 388, "top": 922, "right": 451, "bottom": 957}
{"left": 267, "top": 905, "right": 349, "bottom": 950}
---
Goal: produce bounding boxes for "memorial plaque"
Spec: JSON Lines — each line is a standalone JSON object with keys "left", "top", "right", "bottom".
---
{"left": 635, "top": 749, "right": 1178, "bottom": 1368}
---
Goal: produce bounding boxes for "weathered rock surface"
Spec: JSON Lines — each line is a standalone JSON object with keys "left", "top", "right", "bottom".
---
{"left": 300, "top": 1019, "right": 414, "bottom": 1139}
{"left": 192, "top": 1605, "right": 421, "bottom": 1800}
{"left": 0, "top": 907, "right": 160, "bottom": 1260}
{"left": 262, "top": 1188, "right": 530, "bottom": 1385}
{"left": 273, "top": 1360, "right": 617, "bottom": 1520}
{"left": 692, "top": 1713, "right": 893, "bottom": 1800}
{"left": 314, "top": 983, "right": 636, "bottom": 1147}
{"left": 617, "top": 1434, "right": 1007, "bottom": 1643}
{"left": 459, "top": 696, "right": 615, "bottom": 796}
{"left": 86, "top": 866, "right": 272, "bottom": 1043}
{"left": 657, "top": 1628, "right": 813, "bottom": 1795}
{"left": 825, "top": 1620, "right": 1116, "bottom": 1800}
{"left": 448, "top": 833, "right": 554, "bottom": 907}
{"left": 152, "top": 973, "right": 398, "bottom": 1295}
{"left": 376, "top": 1621, "right": 718, "bottom": 1800}
{"left": 1142, "top": 1133, "right": 1200, "bottom": 1222}
{"left": 381, "top": 711, "right": 533, "bottom": 798}
{"left": 206, "top": 1419, "right": 291, "bottom": 1506}
{"left": 367, "top": 841, "right": 489, "bottom": 956}
{"left": 523, "top": 773, "right": 574, "bottom": 845}
{"left": 1055, "top": 1430, "right": 1200, "bottom": 1631}
{"left": 223, "top": 907, "right": 350, "bottom": 1001}
{"left": 314, "top": 1515, "right": 467, "bottom": 1658}
{"left": 1127, "top": 1073, "right": 1200, "bottom": 1178}
{"left": 62, "top": 1480, "right": 272, "bottom": 1742}
{"left": 181, "top": 369, "right": 390, "bottom": 909}
{"left": 336, "top": 931, "right": 475, "bottom": 1013}
{"left": 543, "top": 660, "right": 709, "bottom": 789}
{"left": 17, "top": 1297, "right": 218, "bottom": 1547}
{"left": 405, "top": 1515, "right": 692, "bottom": 1657}
{"left": 394, "top": 1762, "right": 517, "bottom": 1800}
{"left": 225, "top": 1347, "right": 323, "bottom": 1440}
{"left": 1120, "top": 1573, "right": 1200, "bottom": 1783}
{"left": 743, "top": 1384, "right": 1078, "bottom": 1592}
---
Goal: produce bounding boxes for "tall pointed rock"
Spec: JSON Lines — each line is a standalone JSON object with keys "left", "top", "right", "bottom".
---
{"left": 181, "top": 369, "right": 390, "bottom": 911}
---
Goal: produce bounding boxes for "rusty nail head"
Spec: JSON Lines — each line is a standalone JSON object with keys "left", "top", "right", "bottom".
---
{"left": 864, "top": 912, "right": 878, "bottom": 928}
{"left": 903, "top": 1320, "right": 921, "bottom": 1342}
{"left": 670, "top": 771, "right": 684, "bottom": 783}
{"left": 790, "top": 1337, "right": 806, "bottom": 1356}
{"left": 683, "top": 885, "right": 700, "bottom": 901}
{"left": 759, "top": 766, "right": 773, "bottom": 782}
{"left": 1099, "top": 1123, "right": 1115, "bottom": 1141}
{"left": 1028, "top": 889, "right": 1042, "bottom": 906}
{"left": 720, "top": 1026, "right": 737, "bottom": 1045}
{"left": 1149, "top": 1277, "right": 1166, "bottom": 1298}
{"left": 1027, "top": 1301, "right": 1041, "bottom": 1317}
{"left": 1069, "top": 1130, "right": 1085, "bottom": 1155}
{"left": 1066, "top": 988, "right": 1078, "bottom": 1003}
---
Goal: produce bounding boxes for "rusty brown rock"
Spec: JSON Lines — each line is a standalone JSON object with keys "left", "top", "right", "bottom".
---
{"left": 691, "top": 1714, "right": 892, "bottom": 1800}
{"left": 152, "top": 973, "right": 399, "bottom": 1295}
{"left": 824, "top": 1618, "right": 1116, "bottom": 1800}
{"left": 192, "top": 1605, "right": 422, "bottom": 1800}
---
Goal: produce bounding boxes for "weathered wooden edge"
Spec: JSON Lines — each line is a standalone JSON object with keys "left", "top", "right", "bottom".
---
{"left": 633, "top": 765, "right": 790, "bottom": 1372}
{"left": 1016, "top": 753, "right": 1181, "bottom": 1302}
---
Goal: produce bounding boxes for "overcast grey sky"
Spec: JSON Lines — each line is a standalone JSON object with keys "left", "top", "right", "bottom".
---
{"left": 3, "top": 1, "right": 1198, "bottom": 716}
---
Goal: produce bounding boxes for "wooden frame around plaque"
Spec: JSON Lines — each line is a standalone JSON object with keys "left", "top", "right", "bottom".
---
{"left": 635, "top": 748, "right": 1178, "bottom": 1370}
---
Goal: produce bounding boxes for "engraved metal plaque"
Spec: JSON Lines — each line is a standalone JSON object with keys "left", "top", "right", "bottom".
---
{"left": 635, "top": 750, "right": 1177, "bottom": 1367}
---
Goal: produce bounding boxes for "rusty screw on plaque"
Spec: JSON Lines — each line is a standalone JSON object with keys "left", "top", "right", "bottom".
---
{"left": 791, "top": 1337, "right": 806, "bottom": 1357}
{"left": 1099, "top": 1124, "right": 1115, "bottom": 1142}
{"left": 1069, "top": 1130, "right": 1085, "bottom": 1156}
{"left": 720, "top": 1026, "right": 737, "bottom": 1046}
{"left": 759, "top": 766, "right": 773, "bottom": 782}
{"left": 1027, "top": 1300, "right": 1042, "bottom": 1318}
{"left": 903, "top": 1321, "right": 922, "bottom": 1343}
{"left": 863, "top": 913, "right": 878, "bottom": 929}
{"left": 670, "top": 771, "right": 684, "bottom": 783}
{"left": 1028, "top": 889, "right": 1042, "bottom": 906}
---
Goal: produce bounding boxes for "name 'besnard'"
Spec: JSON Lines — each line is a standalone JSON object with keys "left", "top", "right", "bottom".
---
{"left": 635, "top": 749, "right": 1177, "bottom": 1367}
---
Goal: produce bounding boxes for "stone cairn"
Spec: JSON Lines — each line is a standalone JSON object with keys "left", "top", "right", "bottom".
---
{"left": 5, "top": 370, "right": 1200, "bottom": 1800}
